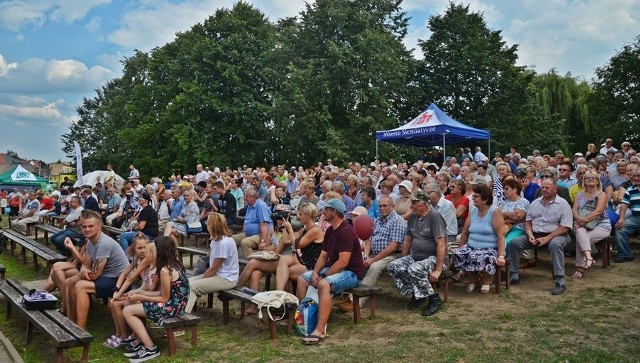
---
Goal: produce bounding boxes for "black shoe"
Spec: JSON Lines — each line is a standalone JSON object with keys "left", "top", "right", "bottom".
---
{"left": 614, "top": 256, "right": 634, "bottom": 263}
{"left": 551, "top": 283, "right": 566, "bottom": 295}
{"left": 406, "top": 296, "right": 427, "bottom": 310}
{"left": 421, "top": 295, "right": 444, "bottom": 316}
{"left": 123, "top": 341, "right": 143, "bottom": 358}
{"left": 502, "top": 276, "right": 520, "bottom": 286}
{"left": 128, "top": 345, "right": 160, "bottom": 363}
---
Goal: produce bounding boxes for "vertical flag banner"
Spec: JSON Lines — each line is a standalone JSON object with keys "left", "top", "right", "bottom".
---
{"left": 73, "top": 141, "right": 83, "bottom": 183}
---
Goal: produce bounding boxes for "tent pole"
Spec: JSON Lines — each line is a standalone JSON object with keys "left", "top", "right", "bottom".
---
{"left": 376, "top": 139, "right": 379, "bottom": 161}
{"left": 488, "top": 139, "right": 491, "bottom": 158}
{"left": 443, "top": 134, "right": 446, "bottom": 158}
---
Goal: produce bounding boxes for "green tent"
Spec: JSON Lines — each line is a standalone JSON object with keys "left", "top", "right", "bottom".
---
{"left": 0, "top": 165, "right": 47, "bottom": 190}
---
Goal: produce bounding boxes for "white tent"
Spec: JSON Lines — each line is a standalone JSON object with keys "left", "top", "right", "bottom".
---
{"left": 74, "top": 170, "right": 125, "bottom": 188}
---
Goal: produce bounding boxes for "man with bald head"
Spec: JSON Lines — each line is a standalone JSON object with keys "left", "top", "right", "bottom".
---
{"left": 507, "top": 179, "right": 573, "bottom": 295}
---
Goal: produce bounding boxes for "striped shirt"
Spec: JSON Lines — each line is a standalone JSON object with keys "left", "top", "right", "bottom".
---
{"left": 370, "top": 211, "right": 406, "bottom": 256}
{"left": 621, "top": 185, "right": 640, "bottom": 216}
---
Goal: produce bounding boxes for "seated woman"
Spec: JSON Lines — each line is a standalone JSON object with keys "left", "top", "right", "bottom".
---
{"left": 453, "top": 184, "right": 506, "bottom": 294}
{"left": 164, "top": 189, "right": 201, "bottom": 246}
{"left": 105, "top": 235, "right": 157, "bottom": 348}
{"left": 275, "top": 203, "right": 324, "bottom": 291}
{"left": 498, "top": 178, "right": 530, "bottom": 247}
{"left": 122, "top": 236, "right": 189, "bottom": 361}
{"left": 185, "top": 213, "right": 239, "bottom": 313}
{"left": 445, "top": 179, "right": 469, "bottom": 234}
{"left": 236, "top": 211, "right": 293, "bottom": 314}
{"left": 571, "top": 170, "right": 611, "bottom": 279}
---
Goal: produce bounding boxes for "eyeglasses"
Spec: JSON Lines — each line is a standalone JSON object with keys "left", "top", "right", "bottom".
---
{"left": 449, "top": 185, "right": 458, "bottom": 189}
{"left": 584, "top": 176, "right": 598, "bottom": 180}
{"left": 540, "top": 175, "right": 551, "bottom": 179}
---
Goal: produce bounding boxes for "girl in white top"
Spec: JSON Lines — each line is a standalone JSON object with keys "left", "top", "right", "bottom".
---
{"left": 185, "top": 213, "right": 239, "bottom": 313}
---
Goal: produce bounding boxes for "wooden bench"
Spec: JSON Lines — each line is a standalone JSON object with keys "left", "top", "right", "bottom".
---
{"left": 443, "top": 259, "right": 511, "bottom": 300}
{"left": 1, "top": 229, "right": 68, "bottom": 271}
{"left": 181, "top": 232, "right": 209, "bottom": 247}
{"left": 0, "top": 264, "right": 5, "bottom": 280}
{"left": 346, "top": 284, "right": 383, "bottom": 323}
{"left": 156, "top": 313, "right": 201, "bottom": 356}
{"left": 177, "top": 246, "right": 209, "bottom": 269}
{"left": 597, "top": 236, "right": 613, "bottom": 268}
{"left": 217, "top": 288, "right": 297, "bottom": 339}
{"left": 102, "top": 225, "right": 123, "bottom": 240}
{"left": 0, "top": 279, "right": 93, "bottom": 363}
{"left": 48, "top": 215, "right": 66, "bottom": 228}
{"left": 34, "top": 224, "right": 63, "bottom": 245}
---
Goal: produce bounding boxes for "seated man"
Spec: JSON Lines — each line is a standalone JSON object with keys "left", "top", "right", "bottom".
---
{"left": 387, "top": 190, "right": 447, "bottom": 317}
{"left": 338, "top": 196, "right": 405, "bottom": 311}
{"left": 50, "top": 196, "right": 84, "bottom": 256}
{"left": 13, "top": 191, "right": 40, "bottom": 235}
{"left": 82, "top": 188, "right": 101, "bottom": 212}
{"left": 64, "top": 210, "right": 129, "bottom": 329}
{"left": 118, "top": 191, "right": 159, "bottom": 250}
{"left": 232, "top": 188, "right": 273, "bottom": 257}
{"left": 296, "top": 198, "right": 364, "bottom": 344}
{"left": 507, "top": 179, "right": 573, "bottom": 294}
{"left": 614, "top": 168, "right": 640, "bottom": 263}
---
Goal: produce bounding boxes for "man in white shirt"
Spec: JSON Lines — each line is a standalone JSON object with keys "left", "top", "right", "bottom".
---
{"left": 599, "top": 138, "right": 617, "bottom": 155}
{"left": 424, "top": 183, "right": 458, "bottom": 250}
{"left": 474, "top": 146, "right": 487, "bottom": 165}
{"left": 13, "top": 191, "right": 40, "bottom": 235}
{"left": 195, "top": 164, "right": 209, "bottom": 184}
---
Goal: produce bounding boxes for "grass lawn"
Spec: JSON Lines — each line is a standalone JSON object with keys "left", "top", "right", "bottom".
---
{"left": 0, "top": 214, "right": 639, "bottom": 362}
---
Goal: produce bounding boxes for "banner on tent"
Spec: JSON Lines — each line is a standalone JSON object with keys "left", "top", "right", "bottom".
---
{"left": 380, "top": 127, "right": 436, "bottom": 138}
{"left": 73, "top": 141, "right": 83, "bottom": 183}
{"left": 11, "top": 165, "right": 36, "bottom": 181}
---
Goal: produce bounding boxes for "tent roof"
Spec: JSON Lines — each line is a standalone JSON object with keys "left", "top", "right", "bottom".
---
{"left": 376, "top": 103, "right": 490, "bottom": 147}
{"left": 0, "top": 165, "right": 46, "bottom": 186}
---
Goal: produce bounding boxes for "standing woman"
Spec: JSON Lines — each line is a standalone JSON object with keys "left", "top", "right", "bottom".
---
{"left": 453, "top": 184, "right": 506, "bottom": 294}
{"left": 185, "top": 213, "right": 239, "bottom": 313}
{"left": 275, "top": 203, "right": 324, "bottom": 290}
{"left": 585, "top": 143, "right": 598, "bottom": 161}
{"left": 122, "top": 236, "right": 189, "bottom": 361}
{"left": 571, "top": 171, "right": 610, "bottom": 278}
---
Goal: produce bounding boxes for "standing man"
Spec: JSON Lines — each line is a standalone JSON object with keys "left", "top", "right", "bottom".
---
{"left": 104, "top": 164, "right": 115, "bottom": 186}
{"left": 386, "top": 190, "right": 447, "bottom": 317}
{"left": 13, "top": 191, "right": 40, "bottom": 235}
{"left": 474, "top": 146, "right": 487, "bottom": 166}
{"left": 195, "top": 164, "right": 208, "bottom": 184}
{"left": 296, "top": 199, "right": 364, "bottom": 344}
{"left": 614, "top": 168, "right": 640, "bottom": 263}
{"left": 507, "top": 179, "right": 573, "bottom": 294}
{"left": 50, "top": 196, "right": 84, "bottom": 256}
{"left": 339, "top": 196, "right": 405, "bottom": 311}
{"left": 213, "top": 181, "right": 237, "bottom": 226}
{"left": 64, "top": 210, "right": 130, "bottom": 329}
{"left": 232, "top": 188, "right": 273, "bottom": 256}
{"left": 128, "top": 164, "right": 139, "bottom": 180}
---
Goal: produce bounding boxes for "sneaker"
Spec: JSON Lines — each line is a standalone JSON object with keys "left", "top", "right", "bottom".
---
{"left": 421, "top": 295, "right": 444, "bottom": 316}
{"left": 123, "top": 341, "right": 143, "bottom": 358}
{"left": 128, "top": 345, "right": 160, "bottom": 363}
{"left": 551, "top": 283, "right": 566, "bottom": 295}
{"left": 406, "top": 296, "right": 427, "bottom": 310}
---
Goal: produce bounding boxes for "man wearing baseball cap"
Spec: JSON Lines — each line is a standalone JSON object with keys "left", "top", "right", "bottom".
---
{"left": 386, "top": 190, "right": 448, "bottom": 317}
{"left": 297, "top": 198, "right": 364, "bottom": 344}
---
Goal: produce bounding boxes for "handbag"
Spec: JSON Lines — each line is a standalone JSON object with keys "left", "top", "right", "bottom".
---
{"left": 247, "top": 251, "right": 280, "bottom": 261}
{"left": 186, "top": 221, "right": 202, "bottom": 234}
{"left": 23, "top": 289, "right": 58, "bottom": 310}
{"left": 578, "top": 195, "right": 600, "bottom": 230}
{"left": 250, "top": 290, "right": 299, "bottom": 320}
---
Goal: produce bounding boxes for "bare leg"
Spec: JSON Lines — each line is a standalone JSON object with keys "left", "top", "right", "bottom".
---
{"left": 295, "top": 275, "right": 310, "bottom": 301}
{"left": 123, "top": 304, "right": 154, "bottom": 348}
{"left": 73, "top": 280, "right": 96, "bottom": 329}
{"left": 306, "top": 279, "right": 331, "bottom": 338}
{"left": 237, "top": 260, "right": 277, "bottom": 287}
{"left": 275, "top": 256, "right": 298, "bottom": 291}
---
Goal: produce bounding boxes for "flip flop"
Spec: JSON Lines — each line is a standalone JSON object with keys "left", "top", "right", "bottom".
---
{"left": 303, "top": 334, "right": 326, "bottom": 345}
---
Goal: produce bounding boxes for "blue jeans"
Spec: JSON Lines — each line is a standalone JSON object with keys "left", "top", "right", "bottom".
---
{"left": 615, "top": 215, "right": 640, "bottom": 259}
{"left": 50, "top": 229, "right": 83, "bottom": 255}
{"left": 119, "top": 231, "right": 155, "bottom": 250}
{"left": 301, "top": 267, "right": 360, "bottom": 295}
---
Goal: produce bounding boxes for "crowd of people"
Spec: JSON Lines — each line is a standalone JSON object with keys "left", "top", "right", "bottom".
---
{"left": 2, "top": 140, "right": 639, "bottom": 359}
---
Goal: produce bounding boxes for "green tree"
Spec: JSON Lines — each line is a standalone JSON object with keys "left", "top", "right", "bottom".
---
{"left": 589, "top": 35, "right": 640, "bottom": 146}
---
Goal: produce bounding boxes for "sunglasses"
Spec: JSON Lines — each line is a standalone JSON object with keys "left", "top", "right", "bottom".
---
{"left": 540, "top": 175, "right": 551, "bottom": 179}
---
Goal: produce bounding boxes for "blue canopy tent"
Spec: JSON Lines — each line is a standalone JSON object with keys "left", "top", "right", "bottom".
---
{"left": 375, "top": 103, "right": 491, "bottom": 157}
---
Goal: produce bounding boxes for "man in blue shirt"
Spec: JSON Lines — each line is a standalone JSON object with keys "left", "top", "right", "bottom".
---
{"left": 232, "top": 188, "right": 273, "bottom": 257}
{"left": 614, "top": 169, "right": 640, "bottom": 263}
{"left": 169, "top": 187, "right": 184, "bottom": 221}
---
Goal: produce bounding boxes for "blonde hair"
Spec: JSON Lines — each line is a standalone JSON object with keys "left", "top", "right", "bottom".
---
{"left": 298, "top": 203, "right": 319, "bottom": 219}
{"left": 207, "top": 213, "right": 232, "bottom": 241}
{"left": 323, "top": 191, "right": 340, "bottom": 200}
{"left": 582, "top": 170, "right": 602, "bottom": 190}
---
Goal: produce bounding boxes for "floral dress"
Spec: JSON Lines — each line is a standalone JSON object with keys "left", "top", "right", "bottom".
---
{"left": 143, "top": 268, "right": 190, "bottom": 325}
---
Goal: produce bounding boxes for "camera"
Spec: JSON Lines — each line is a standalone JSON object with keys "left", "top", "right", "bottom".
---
{"left": 271, "top": 210, "right": 290, "bottom": 221}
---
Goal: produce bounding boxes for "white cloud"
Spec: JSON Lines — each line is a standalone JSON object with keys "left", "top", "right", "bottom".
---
{"left": 0, "top": 55, "right": 113, "bottom": 94}
{"left": 0, "top": 95, "right": 73, "bottom": 126}
{"left": 0, "top": 0, "right": 110, "bottom": 32}
{"left": 85, "top": 15, "right": 101, "bottom": 32}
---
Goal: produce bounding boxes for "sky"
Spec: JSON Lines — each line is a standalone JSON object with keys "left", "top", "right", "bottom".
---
{"left": 0, "top": 0, "right": 638, "bottom": 163}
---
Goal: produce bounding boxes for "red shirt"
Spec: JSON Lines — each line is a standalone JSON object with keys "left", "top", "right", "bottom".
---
{"left": 445, "top": 194, "right": 469, "bottom": 220}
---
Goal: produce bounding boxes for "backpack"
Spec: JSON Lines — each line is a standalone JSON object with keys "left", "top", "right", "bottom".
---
{"left": 293, "top": 297, "right": 319, "bottom": 337}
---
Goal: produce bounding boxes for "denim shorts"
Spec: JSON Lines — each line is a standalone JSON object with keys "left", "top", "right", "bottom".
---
{"left": 301, "top": 267, "right": 360, "bottom": 295}
{"left": 93, "top": 276, "right": 119, "bottom": 299}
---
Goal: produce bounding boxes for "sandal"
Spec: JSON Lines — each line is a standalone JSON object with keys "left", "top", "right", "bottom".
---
{"left": 584, "top": 259, "right": 595, "bottom": 269}
{"left": 103, "top": 336, "right": 123, "bottom": 349}
{"left": 465, "top": 284, "right": 476, "bottom": 293}
{"left": 302, "top": 334, "right": 326, "bottom": 345}
{"left": 451, "top": 271, "right": 464, "bottom": 283}
{"left": 480, "top": 284, "right": 491, "bottom": 294}
{"left": 571, "top": 270, "right": 584, "bottom": 279}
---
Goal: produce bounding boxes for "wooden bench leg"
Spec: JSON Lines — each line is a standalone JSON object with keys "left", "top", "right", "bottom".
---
{"left": 55, "top": 347, "right": 64, "bottom": 363}
{"left": 6, "top": 300, "right": 12, "bottom": 319}
{"left": 495, "top": 266, "right": 502, "bottom": 295}
{"left": 21, "top": 246, "right": 27, "bottom": 265}
{"left": 189, "top": 325, "right": 198, "bottom": 346}
{"left": 265, "top": 273, "right": 272, "bottom": 291}
{"left": 352, "top": 296, "right": 361, "bottom": 324}
{"left": 166, "top": 327, "right": 178, "bottom": 356}
{"left": 369, "top": 293, "right": 377, "bottom": 319}
{"left": 287, "top": 310, "right": 295, "bottom": 333}
{"left": 207, "top": 293, "right": 213, "bottom": 309}
{"left": 267, "top": 318, "right": 278, "bottom": 339}
{"left": 81, "top": 343, "right": 90, "bottom": 363}
{"left": 221, "top": 298, "right": 230, "bottom": 325}
{"left": 444, "top": 278, "right": 451, "bottom": 303}
{"left": 27, "top": 320, "right": 34, "bottom": 343}
{"left": 32, "top": 252, "right": 39, "bottom": 271}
